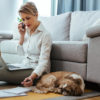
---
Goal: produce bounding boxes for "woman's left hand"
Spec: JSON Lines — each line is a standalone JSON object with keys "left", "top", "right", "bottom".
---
{"left": 21, "top": 76, "right": 34, "bottom": 87}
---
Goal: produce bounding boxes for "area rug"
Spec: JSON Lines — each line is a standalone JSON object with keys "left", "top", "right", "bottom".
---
{"left": 44, "top": 91, "right": 100, "bottom": 100}
{"left": 0, "top": 81, "right": 100, "bottom": 100}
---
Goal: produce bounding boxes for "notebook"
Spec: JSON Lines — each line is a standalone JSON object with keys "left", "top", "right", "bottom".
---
{"left": 0, "top": 56, "right": 33, "bottom": 71}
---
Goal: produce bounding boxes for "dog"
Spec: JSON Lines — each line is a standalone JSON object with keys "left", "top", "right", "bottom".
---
{"left": 32, "top": 71, "right": 85, "bottom": 96}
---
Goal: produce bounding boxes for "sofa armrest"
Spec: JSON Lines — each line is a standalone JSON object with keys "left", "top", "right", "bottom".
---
{"left": 86, "top": 25, "right": 100, "bottom": 38}
{"left": 0, "top": 39, "right": 19, "bottom": 54}
{"left": 0, "top": 33, "right": 13, "bottom": 39}
{"left": 87, "top": 36, "right": 100, "bottom": 83}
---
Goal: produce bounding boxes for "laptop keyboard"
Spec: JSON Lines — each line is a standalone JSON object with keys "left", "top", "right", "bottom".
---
{"left": 7, "top": 65, "right": 20, "bottom": 69}
{"left": 7, "top": 65, "right": 21, "bottom": 70}
{"left": 7, "top": 64, "right": 33, "bottom": 71}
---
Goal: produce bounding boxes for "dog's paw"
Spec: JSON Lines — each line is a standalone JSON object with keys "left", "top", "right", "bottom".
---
{"left": 32, "top": 86, "right": 37, "bottom": 91}
{"left": 32, "top": 86, "right": 47, "bottom": 94}
{"left": 62, "top": 91, "right": 68, "bottom": 96}
{"left": 54, "top": 88, "right": 62, "bottom": 93}
{"left": 34, "top": 90, "right": 46, "bottom": 93}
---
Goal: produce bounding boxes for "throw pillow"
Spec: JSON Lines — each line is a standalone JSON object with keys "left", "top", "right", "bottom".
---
{"left": 83, "top": 18, "right": 100, "bottom": 41}
{"left": 39, "top": 12, "right": 71, "bottom": 41}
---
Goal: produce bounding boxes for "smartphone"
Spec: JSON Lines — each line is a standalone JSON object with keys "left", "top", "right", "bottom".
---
{"left": 22, "top": 23, "right": 25, "bottom": 29}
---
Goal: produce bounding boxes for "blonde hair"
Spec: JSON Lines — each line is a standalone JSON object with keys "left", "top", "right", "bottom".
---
{"left": 19, "top": 2, "right": 38, "bottom": 15}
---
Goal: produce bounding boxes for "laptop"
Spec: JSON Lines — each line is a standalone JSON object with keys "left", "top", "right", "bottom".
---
{"left": 0, "top": 56, "right": 33, "bottom": 71}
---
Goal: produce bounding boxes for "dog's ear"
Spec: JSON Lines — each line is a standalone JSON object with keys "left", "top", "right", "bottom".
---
{"left": 66, "top": 84, "right": 83, "bottom": 96}
{"left": 64, "top": 74, "right": 82, "bottom": 86}
{"left": 74, "top": 86, "right": 83, "bottom": 96}
{"left": 74, "top": 79, "right": 82, "bottom": 85}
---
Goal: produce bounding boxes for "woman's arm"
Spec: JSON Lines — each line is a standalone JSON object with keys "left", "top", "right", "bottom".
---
{"left": 21, "top": 33, "right": 52, "bottom": 87}
{"left": 19, "top": 35, "right": 25, "bottom": 45}
{"left": 33, "top": 33, "right": 52, "bottom": 77}
{"left": 17, "top": 23, "right": 26, "bottom": 55}
{"left": 30, "top": 72, "right": 38, "bottom": 80}
{"left": 18, "top": 23, "right": 26, "bottom": 45}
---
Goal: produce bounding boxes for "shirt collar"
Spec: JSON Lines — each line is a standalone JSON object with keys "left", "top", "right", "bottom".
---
{"left": 26, "top": 21, "right": 45, "bottom": 35}
{"left": 36, "top": 21, "right": 45, "bottom": 32}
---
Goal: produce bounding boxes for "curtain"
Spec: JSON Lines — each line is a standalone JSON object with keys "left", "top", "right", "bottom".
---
{"left": 51, "top": 0, "right": 58, "bottom": 16}
{"left": 57, "top": 0, "right": 100, "bottom": 14}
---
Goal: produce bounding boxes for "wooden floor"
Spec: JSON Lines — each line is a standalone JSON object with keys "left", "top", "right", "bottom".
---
{"left": 0, "top": 81, "right": 100, "bottom": 100}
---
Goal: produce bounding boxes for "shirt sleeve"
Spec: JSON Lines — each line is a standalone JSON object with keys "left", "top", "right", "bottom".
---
{"left": 17, "top": 44, "right": 25, "bottom": 56}
{"left": 17, "top": 31, "right": 28, "bottom": 56}
{"left": 33, "top": 33, "right": 52, "bottom": 77}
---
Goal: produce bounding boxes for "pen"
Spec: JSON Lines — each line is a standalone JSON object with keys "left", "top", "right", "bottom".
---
{"left": 26, "top": 79, "right": 31, "bottom": 82}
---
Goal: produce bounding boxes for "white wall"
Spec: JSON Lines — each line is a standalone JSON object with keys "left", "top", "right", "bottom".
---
{"left": 29, "top": 0, "right": 51, "bottom": 16}
{"left": 0, "top": 0, "right": 23, "bottom": 34}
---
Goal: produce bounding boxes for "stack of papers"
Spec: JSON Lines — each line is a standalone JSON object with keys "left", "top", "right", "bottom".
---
{"left": 0, "top": 91, "right": 26, "bottom": 98}
{"left": 0, "top": 86, "right": 33, "bottom": 98}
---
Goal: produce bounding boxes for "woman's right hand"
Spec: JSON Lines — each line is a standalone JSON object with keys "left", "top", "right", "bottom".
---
{"left": 21, "top": 76, "right": 33, "bottom": 87}
{"left": 18, "top": 23, "right": 26, "bottom": 37}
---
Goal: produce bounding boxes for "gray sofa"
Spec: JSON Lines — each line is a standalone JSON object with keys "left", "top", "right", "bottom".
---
{"left": 0, "top": 11, "right": 100, "bottom": 84}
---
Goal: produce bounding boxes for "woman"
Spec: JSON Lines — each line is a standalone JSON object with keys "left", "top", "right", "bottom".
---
{"left": 17, "top": 2, "right": 52, "bottom": 87}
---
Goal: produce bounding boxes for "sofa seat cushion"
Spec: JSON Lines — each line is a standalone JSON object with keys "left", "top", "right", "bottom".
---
{"left": 0, "top": 40, "right": 18, "bottom": 54}
{"left": 51, "top": 60, "right": 86, "bottom": 79}
{"left": 51, "top": 41, "right": 88, "bottom": 63}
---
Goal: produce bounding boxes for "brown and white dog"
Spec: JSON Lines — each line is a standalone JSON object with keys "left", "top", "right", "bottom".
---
{"left": 32, "top": 71, "right": 85, "bottom": 96}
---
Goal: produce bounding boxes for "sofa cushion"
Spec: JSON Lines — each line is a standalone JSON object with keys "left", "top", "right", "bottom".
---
{"left": 70, "top": 11, "right": 100, "bottom": 41}
{"left": 0, "top": 33, "right": 13, "bottom": 39}
{"left": 51, "top": 41, "right": 88, "bottom": 63}
{"left": 39, "top": 12, "right": 71, "bottom": 41}
{"left": 0, "top": 40, "right": 18, "bottom": 54}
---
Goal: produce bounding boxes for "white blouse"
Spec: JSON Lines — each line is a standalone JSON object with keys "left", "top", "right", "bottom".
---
{"left": 17, "top": 22, "right": 52, "bottom": 77}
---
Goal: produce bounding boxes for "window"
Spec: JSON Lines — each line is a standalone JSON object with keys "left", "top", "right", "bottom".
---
{"left": 0, "top": 0, "right": 23, "bottom": 33}
{"left": 29, "top": 0, "right": 51, "bottom": 16}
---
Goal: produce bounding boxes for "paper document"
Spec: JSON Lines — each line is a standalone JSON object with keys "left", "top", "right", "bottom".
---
{"left": 0, "top": 91, "right": 26, "bottom": 98}
{"left": 2, "top": 86, "right": 33, "bottom": 94}
{"left": 0, "top": 86, "right": 33, "bottom": 98}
